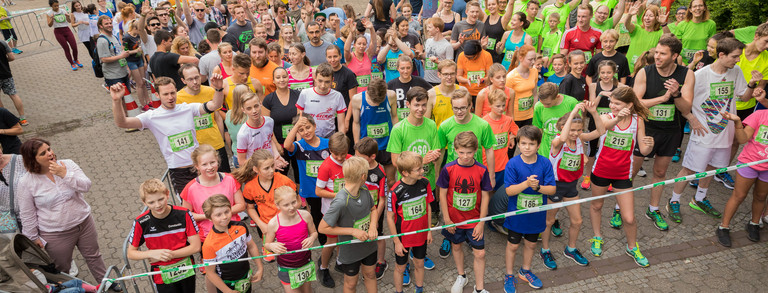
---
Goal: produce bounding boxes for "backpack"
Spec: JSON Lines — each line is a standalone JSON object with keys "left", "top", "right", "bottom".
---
{"left": 92, "top": 35, "right": 116, "bottom": 78}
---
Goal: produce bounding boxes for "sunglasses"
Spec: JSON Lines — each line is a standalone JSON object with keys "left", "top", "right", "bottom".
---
{"left": 315, "top": 18, "right": 325, "bottom": 21}
{"left": 195, "top": 9, "right": 205, "bottom": 12}
{"left": 149, "top": 23, "right": 161, "bottom": 27}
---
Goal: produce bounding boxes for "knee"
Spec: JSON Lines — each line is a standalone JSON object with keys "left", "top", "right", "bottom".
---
{"left": 394, "top": 264, "right": 406, "bottom": 273}
{"left": 652, "top": 168, "right": 667, "bottom": 179}
{"left": 473, "top": 249, "right": 486, "bottom": 260}
{"left": 545, "top": 217, "right": 556, "bottom": 227}
{"left": 591, "top": 201, "right": 604, "bottom": 211}
{"left": 362, "top": 269, "right": 376, "bottom": 280}
{"left": 571, "top": 215, "right": 583, "bottom": 227}
{"left": 623, "top": 214, "right": 636, "bottom": 226}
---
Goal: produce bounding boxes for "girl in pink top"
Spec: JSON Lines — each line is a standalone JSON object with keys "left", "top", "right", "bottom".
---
{"left": 344, "top": 19, "right": 378, "bottom": 92}
{"left": 180, "top": 144, "right": 245, "bottom": 241}
{"left": 287, "top": 43, "right": 314, "bottom": 91}
{"left": 264, "top": 186, "right": 318, "bottom": 292}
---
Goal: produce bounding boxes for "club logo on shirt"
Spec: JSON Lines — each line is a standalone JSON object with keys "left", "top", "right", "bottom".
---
{"left": 369, "top": 174, "right": 378, "bottom": 182}
{"left": 313, "top": 107, "right": 336, "bottom": 120}
{"left": 321, "top": 150, "right": 330, "bottom": 159}
{"left": 590, "top": 37, "right": 596, "bottom": 44}
{"left": 454, "top": 176, "right": 476, "bottom": 194}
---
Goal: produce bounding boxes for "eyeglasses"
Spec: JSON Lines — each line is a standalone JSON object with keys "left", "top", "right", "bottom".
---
{"left": 452, "top": 106, "right": 469, "bottom": 112}
{"left": 195, "top": 9, "right": 205, "bottom": 12}
{"left": 149, "top": 23, "right": 161, "bottom": 26}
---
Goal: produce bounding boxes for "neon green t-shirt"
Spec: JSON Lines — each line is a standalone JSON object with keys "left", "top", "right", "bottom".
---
{"left": 734, "top": 26, "right": 757, "bottom": 44}
{"left": 386, "top": 118, "right": 440, "bottom": 187}
{"left": 0, "top": 7, "right": 11, "bottom": 30}
{"left": 438, "top": 114, "right": 496, "bottom": 164}
{"left": 673, "top": 19, "right": 716, "bottom": 64}
{"left": 540, "top": 28, "right": 563, "bottom": 58}
{"left": 532, "top": 95, "right": 579, "bottom": 156}
{"left": 590, "top": 18, "right": 614, "bottom": 32}
{"left": 526, "top": 18, "right": 544, "bottom": 48}
{"left": 542, "top": 4, "right": 572, "bottom": 32}
{"left": 736, "top": 50, "right": 768, "bottom": 110}
{"left": 515, "top": 0, "right": 546, "bottom": 14}
{"left": 626, "top": 27, "right": 663, "bottom": 73}
{"left": 590, "top": 0, "right": 619, "bottom": 10}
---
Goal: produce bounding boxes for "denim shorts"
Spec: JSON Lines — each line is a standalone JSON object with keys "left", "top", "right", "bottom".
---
{"left": 127, "top": 58, "right": 144, "bottom": 70}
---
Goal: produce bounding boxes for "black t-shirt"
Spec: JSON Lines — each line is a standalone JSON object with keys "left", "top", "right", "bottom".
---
{"left": 0, "top": 108, "right": 21, "bottom": 154}
{"left": 0, "top": 40, "right": 11, "bottom": 79}
{"left": 225, "top": 21, "right": 253, "bottom": 52}
{"left": 559, "top": 74, "right": 587, "bottom": 101}
{"left": 149, "top": 52, "right": 183, "bottom": 91}
{"left": 641, "top": 64, "right": 688, "bottom": 130}
{"left": 263, "top": 89, "right": 301, "bottom": 144}
{"left": 122, "top": 33, "right": 142, "bottom": 62}
{"left": 387, "top": 75, "right": 432, "bottom": 109}
{"left": 370, "top": 0, "right": 393, "bottom": 28}
{"left": 690, "top": 54, "right": 714, "bottom": 72}
{"left": 401, "top": 33, "right": 421, "bottom": 51}
{"left": 333, "top": 66, "right": 359, "bottom": 105}
{"left": 483, "top": 17, "right": 505, "bottom": 63}
{"left": 585, "top": 51, "right": 631, "bottom": 82}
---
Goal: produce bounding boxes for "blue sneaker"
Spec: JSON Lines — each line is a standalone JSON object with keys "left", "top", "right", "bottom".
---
{"left": 410, "top": 251, "right": 435, "bottom": 270}
{"left": 715, "top": 172, "right": 735, "bottom": 190}
{"left": 403, "top": 263, "right": 411, "bottom": 286}
{"left": 517, "top": 268, "right": 543, "bottom": 289}
{"left": 563, "top": 247, "right": 589, "bottom": 266}
{"left": 503, "top": 274, "right": 517, "bottom": 293}
{"left": 689, "top": 179, "right": 699, "bottom": 187}
{"left": 439, "top": 238, "right": 451, "bottom": 258}
{"left": 589, "top": 237, "right": 603, "bottom": 257}
{"left": 684, "top": 122, "right": 690, "bottom": 134}
{"left": 539, "top": 249, "right": 557, "bottom": 270}
{"left": 415, "top": 285, "right": 424, "bottom": 293}
{"left": 672, "top": 148, "right": 681, "bottom": 163}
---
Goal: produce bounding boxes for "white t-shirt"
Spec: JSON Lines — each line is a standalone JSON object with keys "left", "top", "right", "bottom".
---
{"left": 296, "top": 87, "right": 348, "bottom": 138}
{"left": 136, "top": 103, "right": 202, "bottom": 168}
{"left": 690, "top": 64, "right": 747, "bottom": 148}
{"left": 236, "top": 116, "right": 275, "bottom": 160}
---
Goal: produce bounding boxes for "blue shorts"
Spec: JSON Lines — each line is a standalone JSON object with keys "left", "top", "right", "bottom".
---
{"left": 104, "top": 75, "right": 131, "bottom": 94}
{"left": 494, "top": 171, "right": 505, "bottom": 191}
{"left": 441, "top": 227, "right": 485, "bottom": 250}
{"left": 127, "top": 58, "right": 144, "bottom": 70}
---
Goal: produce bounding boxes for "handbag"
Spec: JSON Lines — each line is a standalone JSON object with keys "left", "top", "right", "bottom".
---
{"left": 0, "top": 155, "right": 19, "bottom": 233}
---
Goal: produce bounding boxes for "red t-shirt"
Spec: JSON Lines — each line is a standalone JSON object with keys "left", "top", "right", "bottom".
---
{"left": 436, "top": 160, "right": 492, "bottom": 229}
{"left": 389, "top": 178, "right": 434, "bottom": 247}
{"left": 364, "top": 164, "right": 388, "bottom": 207}
{"left": 560, "top": 26, "right": 603, "bottom": 61}
{"left": 316, "top": 154, "right": 352, "bottom": 215}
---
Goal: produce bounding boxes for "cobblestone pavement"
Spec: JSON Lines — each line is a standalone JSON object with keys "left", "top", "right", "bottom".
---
{"left": 6, "top": 0, "right": 768, "bottom": 292}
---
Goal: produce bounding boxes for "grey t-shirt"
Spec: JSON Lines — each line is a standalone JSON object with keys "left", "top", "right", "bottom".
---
{"left": 322, "top": 187, "right": 377, "bottom": 264}
{"left": 451, "top": 20, "right": 484, "bottom": 54}
{"left": 188, "top": 17, "right": 206, "bottom": 46}
{"left": 198, "top": 50, "right": 221, "bottom": 81}
{"left": 96, "top": 34, "right": 128, "bottom": 79}
{"left": 424, "top": 38, "right": 454, "bottom": 83}
{"left": 303, "top": 41, "right": 331, "bottom": 66}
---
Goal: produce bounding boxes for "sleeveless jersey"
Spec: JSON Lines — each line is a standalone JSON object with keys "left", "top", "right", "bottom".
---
{"left": 275, "top": 212, "right": 311, "bottom": 268}
{"left": 348, "top": 52, "right": 373, "bottom": 92}
{"left": 360, "top": 92, "right": 393, "bottom": 150}
{"left": 590, "top": 82, "right": 615, "bottom": 130}
{"left": 287, "top": 66, "right": 313, "bottom": 91}
{"left": 549, "top": 136, "right": 585, "bottom": 183}
{"left": 592, "top": 113, "right": 639, "bottom": 180}
{"left": 502, "top": 31, "right": 528, "bottom": 70}
{"left": 432, "top": 85, "right": 458, "bottom": 128}
{"left": 225, "top": 77, "right": 255, "bottom": 110}
{"left": 641, "top": 64, "right": 688, "bottom": 130}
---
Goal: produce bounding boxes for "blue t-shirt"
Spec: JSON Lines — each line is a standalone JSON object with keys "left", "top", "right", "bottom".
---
{"left": 503, "top": 154, "right": 556, "bottom": 234}
{"left": 384, "top": 49, "right": 402, "bottom": 83}
{"left": 359, "top": 92, "right": 393, "bottom": 150}
{"left": 288, "top": 138, "right": 329, "bottom": 198}
{"left": 545, "top": 73, "right": 566, "bottom": 86}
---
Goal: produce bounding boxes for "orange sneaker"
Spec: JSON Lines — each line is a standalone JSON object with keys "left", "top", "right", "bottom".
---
{"left": 262, "top": 246, "right": 275, "bottom": 263}
{"left": 580, "top": 176, "right": 591, "bottom": 190}
{"left": 608, "top": 184, "right": 614, "bottom": 192}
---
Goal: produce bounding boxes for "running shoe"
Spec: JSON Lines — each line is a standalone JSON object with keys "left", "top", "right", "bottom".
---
{"left": 19, "top": 118, "right": 28, "bottom": 126}
{"left": 746, "top": 222, "right": 760, "bottom": 242}
{"left": 489, "top": 221, "right": 508, "bottom": 235}
{"left": 402, "top": 263, "right": 411, "bottom": 286}
{"left": 124, "top": 128, "right": 139, "bottom": 133}
{"left": 563, "top": 247, "right": 589, "bottom": 266}
{"left": 715, "top": 173, "right": 735, "bottom": 190}
{"left": 141, "top": 104, "right": 150, "bottom": 112}
{"left": 689, "top": 198, "right": 722, "bottom": 218}
{"left": 551, "top": 219, "right": 563, "bottom": 237}
{"left": 439, "top": 239, "right": 451, "bottom": 258}
{"left": 589, "top": 237, "right": 603, "bottom": 257}
{"left": 75, "top": 61, "right": 83, "bottom": 68}
{"left": 608, "top": 184, "right": 614, "bottom": 192}
{"left": 580, "top": 176, "right": 591, "bottom": 190}
{"left": 415, "top": 285, "right": 424, "bottom": 293}
{"left": 539, "top": 249, "right": 557, "bottom": 270}
{"left": 517, "top": 268, "right": 543, "bottom": 289}
{"left": 334, "top": 260, "right": 343, "bottom": 273}
{"left": 474, "top": 286, "right": 489, "bottom": 293}
{"left": 645, "top": 208, "right": 669, "bottom": 231}
{"left": 431, "top": 212, "right": 440, "bottom": 227}
{"left": 409, "top": 251, "right": 435, "bottom": 270}
{"left": 249, "top": 220, "right": 256, "bottom": 227}
{"left": 68, "top": 260, "right": 78, "bottom": 277}
{"left": 684, "top": 122, "right": 690, "bottom": 134}
{"left": 689, "top": 179, "right": 699, "bottom": 187}
{"left": 262, "top": 247, "right": 275, "bottom": 263}
{"left": 672, "top": 149, "right": 681, "bottom": 163}
{"left": 667, "top": 201, "right": 682, "bottom": 223}
{"left": 625, "top": 244, "right": 649, "bottom": 267}
{"left": 450, "top": 275, "right": 468, "bottom": 293}
{"left": 716, "top": 226, "right": 731, "bottom": 247}
{"left": 503, "top": 274, "right": 517, "bottom": 293}
{"left": 375, "top": 261, "right": 387, "bottom": 280}
{"left": 610, "top": 209, "right": 623, "bottom": 229}
{"left": 71, "top": 65, "right": 78, "bottom": 71}
{"left": 637, "top": 167, "right": 647, "bottom": 177}
{"left": 11, "top": 48, "right": 21, "bottom": 54}
{"left": 318, "top": 268, "right": 335, "bottom": 288}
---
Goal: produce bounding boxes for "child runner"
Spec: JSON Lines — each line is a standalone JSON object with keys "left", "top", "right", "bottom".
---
{"left": 388, "top": 151, "right": 435, "bottom": 293}
{"left": 475, "top": 63, "right": 514, "bottom": 117}
{"left": 589, "top": 87, "right": 654, "bottom": 267}
{"left": 482, "top": 88, "right": 519, "bottom": 191}
{"left": 296, "top": 63, "right": 348, "bottom": 139}
{"left": 539, "top": 13, "right": 563, "bottom": 60}
{"left": 545, "top": 54, "right": 568, "bottom": 86}
{"left": 558, "top": 50, "right": 587, "bottom": 101}
{"left": 350, "top": 77, "right": 398, "bottom": 190}
{"left": 236, "top": 92, "right": 288, "bottom": 169}
{"left": 236, "top": 149, "right": 298, "bottom": 262}
{"left": 201, "top": 195, "right": 264, "bottom": 292}
{"left": 541, "top": 102, "right": 604, "bottom": 271}
{"left": 263, "top": 186, "right": 318, "bottom": 293}
{"left": 583, "top": 60, "right": 622, "bottom": 191}
{"left": 127, "top": 179, "right": 201, "bottom": 292}
{"left": 533, "top": 82, "right": 579, "bottom": 157}
{"left": 438, "top": 131, "right": 492, "bottom": 293}
{"left": 585, "top": 29, "right": 630, "bottom": 85}
{"left": 502, "top": 125, "right": 556, "bottom": 292}
{"left": 318, "top": 157, "right": 380, "bottom": 293}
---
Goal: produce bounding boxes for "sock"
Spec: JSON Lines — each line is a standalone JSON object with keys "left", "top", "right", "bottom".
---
{"left": 320, "top": 265, "right": 327, "bottom": 270}
{"left": 749, "top": 221, "right": 759, "bottom": 226}
{"left": 614, "top": 204, "right": 620, "bottom": 210}
{"left": 719, "top": 225, "right": 729, "bottom": 230}
{"left": 649, "top": 205, "right": 659, "bottom": 212}
{"left": 81, "top": 283, "right": 98, "bottom": 293}
{"left": 566, "top": 246, "right": 576, "bottom": 252}
{"left": 670, "top": 192, "right": 682, "bottom": 203}
{"left": 476, "top": 289, "right": 483, "bottom": 293}
{"left": 336, "top": 259, "right": 342, "bottom": 265}
{"left": 541, "top": 248, "right": 550, "bottom": 253}
{"left": 695, "top": 187, "right": 708, "bottom": 201}
{"left": 460, "top": 274, "right": 466, "bottom": 279}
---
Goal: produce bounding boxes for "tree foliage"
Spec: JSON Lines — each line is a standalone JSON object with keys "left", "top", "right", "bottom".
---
{"left": 670, "top": 0, "right": 768, "bottom": 31}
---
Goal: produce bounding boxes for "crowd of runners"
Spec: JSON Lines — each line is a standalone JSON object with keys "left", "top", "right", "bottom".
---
{"left": 6, "top": 0, "right": 768, "bottom": 292}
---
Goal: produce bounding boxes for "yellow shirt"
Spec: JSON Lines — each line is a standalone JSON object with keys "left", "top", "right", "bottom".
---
{"left": 736, "top": 50, "right": 768, "bottom": 110}
{"left": 225, "top": 77, "right": 256, "bottom": 111}
{"left": 176, "top": 86, "right": 225, "bottom": 149}
{"left": 432, "top": 85, "right": 458, "bottom": 129}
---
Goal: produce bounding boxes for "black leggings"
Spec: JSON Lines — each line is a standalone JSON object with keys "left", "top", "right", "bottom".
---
{"left": 306, "top": 197, "right": 327, "bottom": 244}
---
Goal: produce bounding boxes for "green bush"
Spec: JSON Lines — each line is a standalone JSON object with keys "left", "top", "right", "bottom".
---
{"left": 670, "top": 0, "right": 767, "bottom": 31}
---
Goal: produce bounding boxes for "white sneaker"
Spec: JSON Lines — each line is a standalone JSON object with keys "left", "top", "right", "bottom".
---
{"left": 474, "top": 285, "right": 489, "bottom": 293}
{"left": 451, "top": 275, "right": 468, "bottom": 293}
{"left": 637, "top": 167, "right": 647, "bottom": 177}
{"left": 68, "top": 260, "right": 79, "bottom": 277}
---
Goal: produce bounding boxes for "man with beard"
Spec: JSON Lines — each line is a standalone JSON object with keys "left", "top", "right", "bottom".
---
{"left": 248, "top": 37, "right": 278, "bottom": 96}
{"left": 181, "top": 0, "right": 208, "bottom": 46}
{"left": 304, "top": 21, "right": 331, "bottom": 66}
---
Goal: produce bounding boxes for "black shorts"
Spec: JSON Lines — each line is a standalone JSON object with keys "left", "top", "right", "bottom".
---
{"left": 394, "top": 241, "right": 427, "bottom": 265}
{"left": 168, "top": 166, "right": 196, "bottom": 195}
{"left": 633, "top": 127, "right": 682, "bottom": 157}
{"left": 737, "top": 107, "right": 754, "bottom": 122}
{"left": 550, "top": 180, "right": 579, "bottom": 202}
{"left": 1, "top": 29, "right": 17, "bottom": 42}
{"left": 590, "top": 172, "right": 633, "bottom": 189}
{"left": 586, "top": 137, "right": 599, "bottom": 157}
{"left": 339, "top": 250, "right": 377, "bottom": 276}
{"left": 105, "top": 75, "right": 132, "bottom": 94}
{"left": 507, "top": 229, "right": 538, "bottom": 244}
{"left": 156, "top": 274, "right": 196, "bottom": 293}
{"left": 376, "top": 149, "right": 392, "bottom": 166}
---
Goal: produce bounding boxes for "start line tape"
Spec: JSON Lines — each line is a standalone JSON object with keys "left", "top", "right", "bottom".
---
{"left": 104, "top": 158, "right": 768, "bottom": 284}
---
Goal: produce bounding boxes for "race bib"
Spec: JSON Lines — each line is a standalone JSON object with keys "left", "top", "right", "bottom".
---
{"left": 559, "top": 152, "right": 581, "bottom": 172}
{"left": 386, "top": 58, "right": 398, "bottom": 71}
{"left": 372, "top": 71, "right": 384, "bottom": 80}
{"left": 518, "top": 96, "right": 534, "bottom": 111}
{"left": 597, "top": 107, "right": 611, "bottom": 116}
{"left": 425, "top": 58, "right": 437, "bottom": 70}
{"left": 486, "top": 38, "right": 497, "bottom": 50}
{"left": 284, "top": 261, "right": 316, "bottom": 289}
{"left": 369, "top": 187, "right": 380, "bottom": 206}
{"left": 290, "top": 82, "right": 311, "bottom": 91}
{"left": 710, "top": 81, "right": 733, "bottom": 99}
{"left": 168, "top": 130, "right": 195, "bottom": 152}
{"left": 584, "top": 51, "right": 593, "bottom": 63}
{"left": 53, "top": 13, "right": 66, "bottom": 23}
{"left": 397, "top": 107, "right": 410, "bottom": 120}
{"left": 194, "top": 114, "right": 213, "bottom": 130}
{"left": 356, "top": 75, "right": 371, "bottom": 88}
{"left": 366, "top": 122, "right": 389, "bottom": 138}
{"left": 604, "top": 131, "right": 632, "bottom": 151}
{"left": 452, "top": 192, "right": 476, "bottom": 211}
{"left": 467, "top": 71, "right": 485, "bottom": 84}
{"left": 541, "top": 47, "right": 552, "bottom": 57}
{"left": 648, "top": 104, "right": 675, "bottom": 121}
{"left": 402, "top": 197, "right": 427, "bottom": 221}
{"left": 159, "top": 257, "right": 194, "bottom": 284}
{"left": 503, "top": 50, "right": 515, "bottom": 63}
{"left": 681, "top": 48, "right": 697, "bottom": 63}
{"left": 305, "top": 160, "right": 322, "bottom": 177}
{"left": 281, "top": 124, "right": 293, "bottom": 138}
{"left": 494, "top": 133, "right": 508, "bottom": 150}
{"left": 756, "top": 125, "right": 768, "bottom": 145}
{"left": 223, "top": 269, "right": 252, "bottom": 293}
{"left": 333, "top": 178, "right": 345, "bottom": 193}
{"left": 353, "top": 213, "right": 371, "bottom": 232}
{"left": 516, "top": 193, "right": 543, "bottom": 209}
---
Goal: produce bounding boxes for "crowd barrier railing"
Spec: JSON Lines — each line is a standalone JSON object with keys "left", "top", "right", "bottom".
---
{"left": 6, "top": 10, "right": 54, "bottom": 48}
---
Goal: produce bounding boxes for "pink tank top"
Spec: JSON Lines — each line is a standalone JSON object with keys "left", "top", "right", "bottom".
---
{"left": 347, "top": 52, "right": 372, "bottom": 92}
{"left": 218, "top": 63, "right": 232, "bottom": 79}
{"left": 287, "top": 67, "right": 313, "bottom": 91}
{"left": 275, "top": 211, "right": 311, "bottom": 268}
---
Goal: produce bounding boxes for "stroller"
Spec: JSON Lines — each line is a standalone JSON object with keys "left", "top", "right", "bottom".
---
{"left": 0, "top": 233, "right": 89, "bottom": 293}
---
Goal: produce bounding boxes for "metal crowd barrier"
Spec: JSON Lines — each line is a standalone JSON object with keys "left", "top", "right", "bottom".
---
{"left": 6, "top": 10, "right": 53, "bottom": 48}
{"left": 160, "top": 168, "right": 181, "bottom": 205}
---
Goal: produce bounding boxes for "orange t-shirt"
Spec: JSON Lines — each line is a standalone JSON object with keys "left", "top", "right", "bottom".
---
{"left": 249, "top": 61, "right": 279, "bottom": 96}
{"left": 242, "top": 172, "right": 297, "bottom": 225}
{"left": 457, "top": 50, "right": 493, "bottom": 96}
{"left": 505, "top": 67, "right": 539, "bottom": 121}
{"left": 482, "top": 113, "right": 519, "bottom": 172}
{"left": 477, "top": 86, "right": 512, "bottom": 117}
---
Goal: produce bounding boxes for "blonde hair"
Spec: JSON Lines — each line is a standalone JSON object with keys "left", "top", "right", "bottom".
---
{"left": 437, "top": 59, "right": 456, "bottom": 73}
{"left": 342, "top": 156, "right": 369, "bottom": 184}
{"left": 233, "top": 149, "right": 273, "bottom": 184}
{"left": 139, "top": 178, "right": 168, "bottom": 202}
{"left": 170, "top": 36, "right": 199, "bottom": 56}
{"left": 274, "top": 186, "right": 298, "bottom": 205}
{"left": 230, "top": 87, "right": 255, "bottom": 124}
{"left": 450, "top": 87, "right": 472, "bottom": 106}
{"left": 396, "top": 151, "right": 423, "bottom": 176}
{"left": 454, "top": 131, "right": 479, "bottom": 151}
{"left": 487, "top": 63, "right": 507, "bottom": 80}
{"left": 218, "top": 42, "right": 233, "bottom": 56}
{"left": 600, "top": 29, "right": 619, "bottom": 42}
{"left": 202, "top": 194, "right": 231, "bottom": 219}
{"left": 487, "top": 88, "right": 507, "bottom": 105}
{"left": 191, "top": 144, "right": 218, "bottom": 170}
